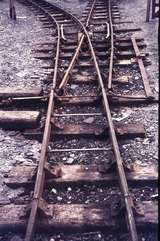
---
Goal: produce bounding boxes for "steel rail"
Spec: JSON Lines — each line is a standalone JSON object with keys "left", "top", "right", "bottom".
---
{"left": 54, "top": 113, "right": 102, "bottom": 117}
{"left": 50, "top": 3, "right": 139, "bottom": 241}
{"left": 23, "top": 0, "right": 138, "bottom": 240}
{"left": 58, "top": 0, "right": 96, "bottom": 90}
{"left": 107, "top": 0, "right": 114, "bottom": 90}
{"left": 24, "top": 1, "right": 60, "bottom": 240}
{"left": 131, "top": 36, "right": 153, "bottom": 98}
{"left": 58, "top": 33, "right": 85, "bottom": 90}
{"left": 86, "top": 0, "right": 96, "bottom": 27}
{"left": 50, "top": 147, "right": 112, "bottom": 152}
{"left": 81, "top": 21, "right": 139, "bottom": 241}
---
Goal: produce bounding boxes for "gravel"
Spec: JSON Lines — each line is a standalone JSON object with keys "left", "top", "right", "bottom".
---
{"left": 0, "top": 0, "right": 50, "bottom": 202}
{"left": 0, "top": 0, "right": 55, "bottom": 88}
{"left": 47, "top": 0, "right": 88, "bottom": 17}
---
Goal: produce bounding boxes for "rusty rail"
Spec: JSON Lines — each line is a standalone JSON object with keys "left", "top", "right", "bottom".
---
{"left": 131, "top": 36, "right": 153, "bottom": 98}
{"left": 81, "top": 20, "right": 139, "bottom": 241}
{"left": 24, "top": 1, "right": 60, "bottom": 240}
{"left": 23, "top": 0, "right": 139, "bottom": 240}
{"left": 58, "top": 0, "right": 96, "bottom": 90}
{"left": 107, "top": 0, "right": 114, "bottom": 90}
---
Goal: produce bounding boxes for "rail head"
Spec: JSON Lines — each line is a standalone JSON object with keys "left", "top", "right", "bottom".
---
{"left": 24, "top": 1, "right": 61, "bottom": 241}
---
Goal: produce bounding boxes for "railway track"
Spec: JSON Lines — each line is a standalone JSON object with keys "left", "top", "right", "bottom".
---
{"left": 0, "top": 0, "right": 158, "bottom": 241}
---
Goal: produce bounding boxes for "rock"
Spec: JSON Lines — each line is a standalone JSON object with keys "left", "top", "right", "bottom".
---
{"left": 51, "top": 188, "right": 57, "bottom": 194}
{"left": 66, "top": 158, "right": 74, "bottom": 164}
{"left": 70, "top": 84, "right": 78, "bottom": 90}
{"left": 83, "top": 117, "right": 94, "bottom": 124}
{"left": 98, "top": 234, "right": 102, "bottom": 238}
{"left": 112, "top": 110, "right": 132, "bottom": 121}
{"left": 16, "top": 70, "right": 28, "bottom": 78}
{"left": 153, "top": 155, "right": 158, "bottom": 159}
{"left": 140, "top": 162, "right": 147, "bottom": 167}
{"left": 70, "top": 153, "right": 75, "bottom": 158}
{"left": 57, "top": 196, "right": 62, "bottom": 201}
{"left": 151, "top": 194, "right": 158, "bottom": 199}
{"left": 25, "top": 152, "right": 33, "bottom": 157}
{"left": 155, "top": 85, "right": 158, "bottom": 92}
{"left": 143, "top": 138, "right": 149, "bottom": 145}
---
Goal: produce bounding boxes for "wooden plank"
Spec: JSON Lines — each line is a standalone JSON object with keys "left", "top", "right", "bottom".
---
{"left": 70, "top": 74, "right": 96, "bottom": 83}
{"left": 115, "top": 59, "right": 132, "bottom": 66}
{"left": 24, "top": 123, "right": 145, "bottom": 139}
{"left": 57, "top": 94, "right": 158, "bottom": 106}
{"left": 0, "top": 111, "right": 40, "bottom": 129}
{"left": 0, "top": 202, "right": 157, "bottom": 232}
{"left": 113, "top": 21, "right": 134, "bottom": 24}
{"left": 34, "top": 53, "right": 53, "bottom": 60}
{"left": 115, "top": 42, "right": 146, "bottom": 50}
{"left": 92, "top": 16, "right": 108, "bottom": 20}
{"left": 56, "top": 95, "right": 100, "bottom": 105}
{"left": 0, "top": 87, "right": 42, "bottom": 98}
{"left": 116, "top": 37, "right": 144, "bottom": 43}
{"left": 116, "top": 51, "right": 148, "bottom": 59}
{"left": 60, "top": 51, "right": 107, "bottom": 60}
{"left": 60, "top": 61, "right": 107, "bottom": 68}
{"left": 109, "top": 95, "right": 158, "bottom": 105}
{"left": 4, "top": 165, "right": 158, "bottom": 188}
{"left": 115, "top": 27, "right": 141, "bottom": 33}
{"left": 33, "top": 47, "right": 54, "bottom": 52}
{"left": 70, "top": 75, "right": 130, "bottom": 84}
{"left": 53, "top": 123, "right": 145, "bottom": 136}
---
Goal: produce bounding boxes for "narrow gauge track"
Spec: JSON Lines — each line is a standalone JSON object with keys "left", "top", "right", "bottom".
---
{"left": 23, "top": 1, "right": 139, "bottom": 240}
{"left": 0, "top": 0, "right": 157, "bottom": 241}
